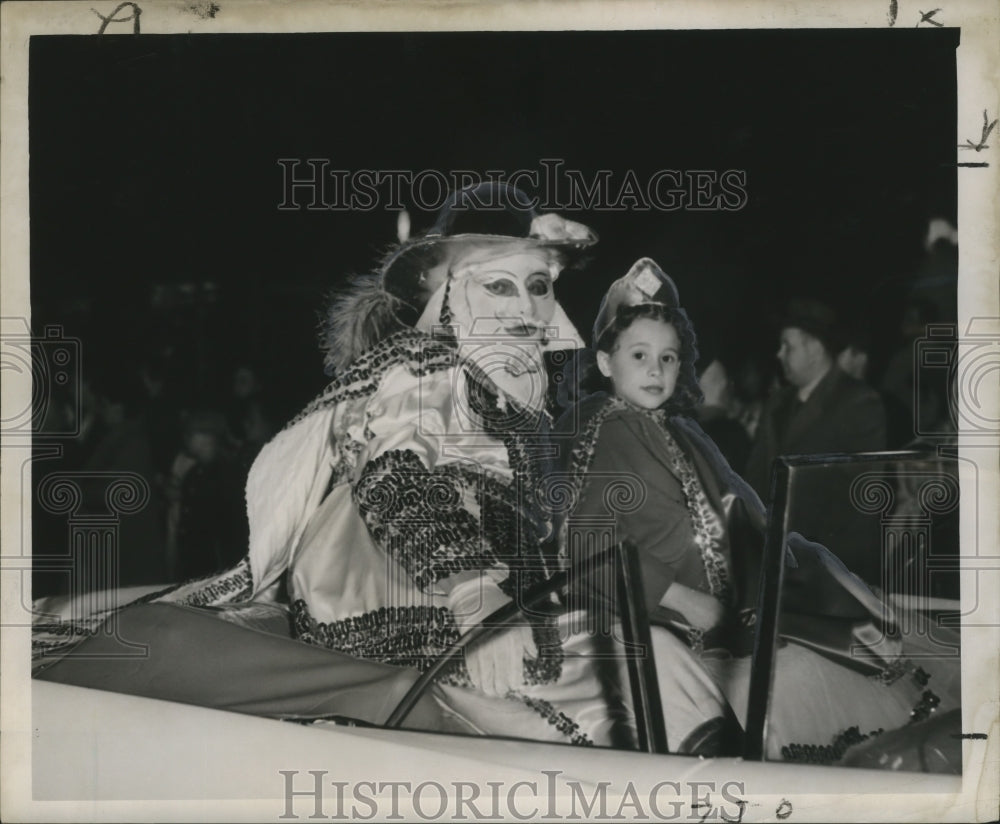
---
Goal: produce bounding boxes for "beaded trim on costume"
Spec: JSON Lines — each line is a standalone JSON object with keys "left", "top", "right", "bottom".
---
{"left": 654, "top": 417, "right": 731, "bottom": 603}
{"left": 460, "top": 365, "right": 558, "bottom": 577}
{"left": 781, "top": 667, "right": 943, "bottom": 764}
{"left": 559, "top": 396, "right": 731, "bottom": 602}
{"left": 557, "top": 397, "right": 619, "bottom": 562}
{"left": 523, "top": 617, "right": 564, "bottom": 685}
{"left": 291, "top": 599, "right": 469, "bottom": 680}
{"left": 869, "top": 656, "right": 915, "bottom": 687}
{"left": 32, "top": 557, "right": 256, "bottom": 664}
{"left": 298, "top": 332, "right": 568, "bottom": 686}
{"left": 909, "top": 688, "right": 942, "bottom": 723}
{"left": 454, "top": 366, "right": 566, "bottom": 686}
{"left": 284, "top": 331, "right": 459, "bottom": 430}
{"left": 510, "top": 693, "right": 594, "bottom": 747}
{"left": 31, "top": 618, "right": 110, "bottom": 663}
{"left": 166, "top": 557, "right": 255, "bottom": 606}
{"left": 291, "top": 599, "right": 563, "bottom": 688}
{"left": 355, "top": 449, "right": 521, "bottom": 590}
{"left": 780, "top": 725, "right": 886, "bottom": 765}
{"left": 301, "top": 329, "right": 557, "bottom": 586}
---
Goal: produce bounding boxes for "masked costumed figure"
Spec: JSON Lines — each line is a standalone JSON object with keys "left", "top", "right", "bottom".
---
{"left": 34, "top": 185, "right": 634, "bottom": 747}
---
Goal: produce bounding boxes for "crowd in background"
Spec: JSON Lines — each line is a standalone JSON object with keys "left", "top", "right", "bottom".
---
{"left": 33, "top": 358, "right": 275, "bottom": 593}
{"left": 694, "top": 291, "right": 954, "bottom": 488}
{"left": 30, "top": 233, "right": 957, "bottom": 596}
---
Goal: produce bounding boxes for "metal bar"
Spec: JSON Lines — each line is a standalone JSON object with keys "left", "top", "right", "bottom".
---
{"left": 742, "top": 459, "right": 791, "bottom": 760}
{"left": 778, "top": 449, "right": 936, "bottom": 467}
{"left": 615, "top": 541, "right": 670, "bottom": 754}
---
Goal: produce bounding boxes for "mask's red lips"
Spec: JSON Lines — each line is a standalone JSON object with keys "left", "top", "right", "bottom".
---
{"left": 503, "top": 322, "right": 541, "bottom": 338}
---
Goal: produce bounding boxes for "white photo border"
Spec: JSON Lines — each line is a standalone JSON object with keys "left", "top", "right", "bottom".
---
{"left": 2, "top": 1, "right": 997, "bottom": 821}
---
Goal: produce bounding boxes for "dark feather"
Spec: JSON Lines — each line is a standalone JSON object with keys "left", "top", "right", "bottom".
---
{"left": 320, "top": 273, "right": 407, "bottom": 374}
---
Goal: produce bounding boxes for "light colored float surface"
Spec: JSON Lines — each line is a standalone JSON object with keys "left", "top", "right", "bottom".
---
{"left": 33, "top": 680, "right": 961, "bottom": 802}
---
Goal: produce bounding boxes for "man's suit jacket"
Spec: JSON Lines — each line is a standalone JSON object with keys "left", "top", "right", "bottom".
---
{"left": 744, "top": 366, "right": 886, "bottom": 497}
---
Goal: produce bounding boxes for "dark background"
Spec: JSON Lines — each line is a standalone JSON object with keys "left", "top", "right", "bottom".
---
{"left": 30, "top": 29, "right": 958, "bottom": 421}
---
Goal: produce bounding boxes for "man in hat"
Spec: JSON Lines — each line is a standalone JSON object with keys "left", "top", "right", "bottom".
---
{"left": 744, "top": 299, "right": 886, "bottom": 498}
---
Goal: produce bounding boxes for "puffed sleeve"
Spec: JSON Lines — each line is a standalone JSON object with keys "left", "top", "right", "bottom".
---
{"left": 245, "top": 405, "right": 338, "bottom": 595}
{"left": 352, "top": 364, "right": 521, "bottom": 593}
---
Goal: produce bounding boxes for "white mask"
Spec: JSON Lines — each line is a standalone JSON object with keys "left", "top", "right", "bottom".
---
{"left": 416, "top": 247, "right": 584, "bottom": 411}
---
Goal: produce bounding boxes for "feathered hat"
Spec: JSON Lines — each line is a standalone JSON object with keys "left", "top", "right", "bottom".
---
{"left": 322, "top": 182, "right": 597, "bottom": 374}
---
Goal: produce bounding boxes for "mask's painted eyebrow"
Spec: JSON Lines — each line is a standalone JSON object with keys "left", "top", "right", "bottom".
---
{"left": 471, "top": 268, "right": 551, "bottom": 280}
{"left": 474, "top": 272, "right": 516, "bottom": 282}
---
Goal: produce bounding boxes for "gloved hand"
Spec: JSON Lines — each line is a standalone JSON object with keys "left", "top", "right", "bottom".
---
{"left": 447, "top": 576, "right": 538, "bottom": 697}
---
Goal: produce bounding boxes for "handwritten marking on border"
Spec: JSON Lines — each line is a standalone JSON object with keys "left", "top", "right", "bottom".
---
{"left": 92, "top": 2, "right": 141, "bottom": 35}
{"left": 917, "top": 9, "right": 943, "bottom": 27}
{"left": 960, "top": 110, "right": 998, "bottom": 152}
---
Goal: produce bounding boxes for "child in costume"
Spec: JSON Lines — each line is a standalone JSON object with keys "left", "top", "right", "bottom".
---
{"left": 556, "top": 258, "right": 960, "bottom": 761}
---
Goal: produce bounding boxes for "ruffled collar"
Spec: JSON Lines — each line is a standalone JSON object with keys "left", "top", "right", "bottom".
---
{"left": 574, "top": 391, "right": 672, "bottom": 432}
{"left": 607, "top": 394, "right": 671, "bottom": 427}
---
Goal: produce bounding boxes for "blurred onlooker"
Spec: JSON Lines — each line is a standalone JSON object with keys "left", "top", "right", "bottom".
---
{"left": 695, "top": 356, "right": 752, "bottom": 472}
{"left": 138, "top": 349, "right": 183, "bottom": 478}
{"left": 836, "top": 326, "right": 874, "bottom": 383}
{"left": 225, "top": 365, "right": 274, "bottom": 466}
{"left": 48, "top": 378, "right": 104, "bottom": 470}
{"left": 879, "top": 297, "right": 948, "bottom": 447}
{"left": 166, "top": 410, "right": 249, "bottom": 581}
{"left": 82, "top": 369, "right": 168, "bottom": 586}
{"left": 33, "top": 382, "right": 94, "bottom": 598}
{"left": 910, "top": 218, "right": 958, "bottom": 326}
{"left": 729, "top": 352, "right": 771, "bottom": 442}
{"left": 744, "top": 299, "right": 887, "bottom": 498}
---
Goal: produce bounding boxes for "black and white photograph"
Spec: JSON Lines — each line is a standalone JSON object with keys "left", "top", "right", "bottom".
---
{"left": 2, "top": 1, "right": 998, "bottom": 821}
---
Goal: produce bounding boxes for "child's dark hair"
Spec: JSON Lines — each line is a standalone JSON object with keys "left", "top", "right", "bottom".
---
{"left": 588, "top": 302, "right": 703, "bottom": 414}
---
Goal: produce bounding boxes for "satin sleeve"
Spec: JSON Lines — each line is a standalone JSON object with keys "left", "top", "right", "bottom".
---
{"left": 244, "top": 405, "right": 338, "bottom": 596}
{"left": 353, "top": 364, "right": 520, "bottom": 593}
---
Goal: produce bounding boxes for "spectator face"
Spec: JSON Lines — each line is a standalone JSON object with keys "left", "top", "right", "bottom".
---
{"left": 777, "top": 327, "right": 825, "bottom": 388}
{"left": 232, "top": 367, "right": 259, "bottom": 399}
{"left": 185, "top": 431, "right": 219, "bottom": 464}
{"left": 698, "top": 359, "right": 731, "bottom": 408}
{"left": 837, "top": 345, "right": 869, "bottom": 381}
{"left": 597, "top": 318, "right": 681, "bottom": 409}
